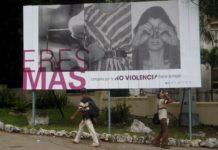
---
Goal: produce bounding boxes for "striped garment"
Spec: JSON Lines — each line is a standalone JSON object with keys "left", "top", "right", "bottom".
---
{"left": 84, "top": 3, "right": 132, "bottom": 71}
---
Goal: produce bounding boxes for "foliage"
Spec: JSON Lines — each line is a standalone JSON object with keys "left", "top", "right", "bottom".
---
{"left": 0, "top": 108, "right": 28, "bottom": 126}
{"left": 98, "top": 102, "right": 131, "bottom": 125}
{"left": 201, "top": 48, "right": 210, "bottom": 64}
{"left": 199, "top": 0, "right": 218, "bottom": 46}
{"left": 12, "top": 97, "right": 30, "bottom": 113}
{"left": 0, "top": 88, "right": 16, "bottom": 108}
{"left": 0, "top": 87, "right": 29, "bottom": 112}
{"left": 110, "top": 102, "right": 131, "bottom": 124}
{"left": 36, "top": 91, "right": 68, "bottom": 109}
{"left": 201, "top": 47, "right": 218, "bottom": 66}
{"left": 47, "top": 105, "right": 81, "bottom": 127}
{"left": 200, "top": 15, "right": 215, "bottom": 45}
{"left": 199, "top": 0, "right": 218, "bottom": 18}
{"left": 208, "top": 47, "right": 218, "bottom": 67}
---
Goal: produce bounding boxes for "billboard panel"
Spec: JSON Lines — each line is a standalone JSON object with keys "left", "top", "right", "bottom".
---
{"left": 23, "top": 0, "right": 201, "bottom": 90}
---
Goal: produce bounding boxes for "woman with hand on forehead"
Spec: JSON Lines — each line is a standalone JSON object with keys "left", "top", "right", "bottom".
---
{"left": 152, "top": 89, "right": 175, "bottom": 149}
{"left": 132, "top": 6, "right": 180, "bottom": 70}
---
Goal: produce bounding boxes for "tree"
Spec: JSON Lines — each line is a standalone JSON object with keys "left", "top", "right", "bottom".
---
{"left": 199, "top": 0, "right": 218, "bottom": 46}
{"left": 201, "top": 47, "right": 218, "bottom": 100}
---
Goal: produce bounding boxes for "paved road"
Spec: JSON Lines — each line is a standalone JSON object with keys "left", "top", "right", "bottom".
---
{"left": 0, "top": 131, "right": 212, "bottom": 150}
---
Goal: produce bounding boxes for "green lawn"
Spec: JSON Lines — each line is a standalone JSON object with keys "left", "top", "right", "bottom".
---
{"left": 0, "top": 106, "right": 217, "bottom": 139}
{"left": 0, "top": 108, "right": 28, "bottom": 127}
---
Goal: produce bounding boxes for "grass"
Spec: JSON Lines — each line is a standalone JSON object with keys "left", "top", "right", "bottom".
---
{"left": 0, "top": 106, "right": 217, "bottom": 140}
{"left": 0, "top": 108, "right": 28, "bottom": 126}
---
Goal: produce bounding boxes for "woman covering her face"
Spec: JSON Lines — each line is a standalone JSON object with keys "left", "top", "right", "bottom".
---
{"left": 132, "top": 6, "right": 180, "bottom": 70}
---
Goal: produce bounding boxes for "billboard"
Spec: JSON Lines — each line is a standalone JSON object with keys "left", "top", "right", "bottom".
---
{"left": 23, "top": 0, "right": 201, "bottom": 90}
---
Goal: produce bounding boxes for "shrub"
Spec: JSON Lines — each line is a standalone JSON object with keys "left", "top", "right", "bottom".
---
{"left": 98, "top": 102, "right": 131, "bottom": 125}
{"left": 0, "top": 88, "right": 14, "bottom": 107}
{"left": 111, "top": 102, "right": 131, "bottom": 124}
{"left": 12, "top": 97, "right": 29, "bottom": 113}
{"left": 0, "top": 87, "right": 29, "bottom": 112}
{"left": 36, "top": 91, "right": 67, "bottom": 109}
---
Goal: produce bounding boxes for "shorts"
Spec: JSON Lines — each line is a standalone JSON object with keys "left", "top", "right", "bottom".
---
{"left": 158, "top": 109, "right": 169, "bottom": 125}
{"left": 158, "top": 109, "right": 167, "bottom": 120}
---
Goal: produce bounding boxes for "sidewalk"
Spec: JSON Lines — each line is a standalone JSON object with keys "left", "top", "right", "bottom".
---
{"left": 0, "top": 131, "right": 211, "bottom": 150}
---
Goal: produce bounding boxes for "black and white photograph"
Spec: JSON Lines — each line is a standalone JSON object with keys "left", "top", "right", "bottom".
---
{"left": 38, "top": 2, "right": 180, "bottom": 72}
{"left": 38, "top": 4, "right": 86, "bottom": 72}
{"left": 131, "top": 2, "right": 181, "bottom": 70}
{"left": 38, "top": 3, "right": 133, "bottom": 72}
{"left": 84, "top": 2, "right": 132, "bottom": 71}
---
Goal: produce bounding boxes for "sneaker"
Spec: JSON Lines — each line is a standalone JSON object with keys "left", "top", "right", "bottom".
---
{"left": 89, "top": 143, "right": 100, "bottom": 147}
{"left": 72, "top": 139, "right": 79, "bottom": 144}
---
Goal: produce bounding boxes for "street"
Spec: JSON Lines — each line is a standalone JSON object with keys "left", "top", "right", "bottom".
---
{"left": 0, "top": 131, "right": 212, "bottom": 150}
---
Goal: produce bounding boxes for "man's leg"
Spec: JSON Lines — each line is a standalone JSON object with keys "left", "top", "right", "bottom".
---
{"left": 74, "top": 120, "right": 85, "bottom": 143}
{"left": 85, "top": 119, "right": 99, "bottom": 146}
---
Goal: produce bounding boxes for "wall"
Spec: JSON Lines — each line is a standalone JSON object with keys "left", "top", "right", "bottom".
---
{"left": 99, "top": 96, "right": 157, "bottom": 117}
{"left": 195, "top": 102, "right": 218, "bottom": 125}
{"left": 167, "top": 102, "right": 218, "bottom": 126}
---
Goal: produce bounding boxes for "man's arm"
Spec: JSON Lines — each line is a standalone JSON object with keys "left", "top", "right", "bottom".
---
{"left": 70, "top": 107, "right": 80, "bottom": 121}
